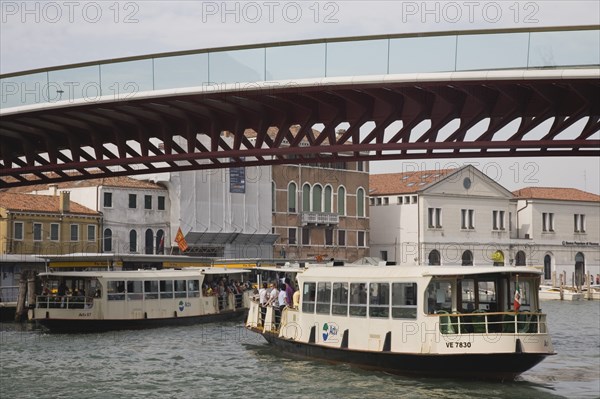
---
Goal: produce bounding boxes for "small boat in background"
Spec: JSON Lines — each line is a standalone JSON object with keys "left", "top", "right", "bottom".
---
{"left": 538, "top": 285, "right": 584, "bottom": 301}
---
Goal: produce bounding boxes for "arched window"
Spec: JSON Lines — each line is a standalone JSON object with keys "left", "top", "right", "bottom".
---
{"left": 302, "top": 184, "right": 311, "bottom": 212}
{"left": 428, "top": 250, "right": 441, "bottom": 266}
{"left": 103, "top": 228, "right": 112, "bottom": 252}
{"left": 337, "top": 186, "right": 346, "bottom": 215}
{"left": 156, "top": 229, "right": 165, "bottom": 254}
{"left": 492, "top": 250, "right": 504, "bottom": 266}
{"left": 288, "top": 182, "right": 297, "bottom": 213}
{"left": 271, "top": 181, "right": 276, "bottom": 212}
{"left": 515, "top": 250, "right": 526, "bottom": 266}
{"left": 145, "top": 229, "right": 154, "bottom": 254}
{"left": 575, "top": 252, "right": 585, "bottom": 287}
{"left": 324, "top": 185, "right": 332, "bottom": 213}
{"left": 129, "top": 230, "right": 137, "bottom": 253}
{"left": 544, "top": 255, "right": 552, "bottom": 280}
{"left": 312, "top": 184, "right": 322, "bottom": 212}
{"left": 357, "top": 188, "right": 365, "bottom": 217}
{"left": 461, "top": 250, "right": 473, "bottom": 266}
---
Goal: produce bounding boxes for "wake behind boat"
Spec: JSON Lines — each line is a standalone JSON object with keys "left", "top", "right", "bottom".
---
{"left": 246, "top": 264, "right": 555, "bottom": 380}
{"left": 34, "top": 268, "right": 251, "bottom": 333}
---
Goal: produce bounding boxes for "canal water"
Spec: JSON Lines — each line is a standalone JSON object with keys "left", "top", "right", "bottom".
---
{"left": 1, "top": 300, "right": 598, "bottom": 399}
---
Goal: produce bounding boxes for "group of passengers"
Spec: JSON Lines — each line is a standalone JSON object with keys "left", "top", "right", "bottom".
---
{"left": 203, "top": 278, "right": 251, "bottom": 309}
{"left": 257, "top": 277, "right": 300, "bottom": 329}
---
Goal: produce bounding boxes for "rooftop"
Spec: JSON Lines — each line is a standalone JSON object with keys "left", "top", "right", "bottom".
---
{"left": 0, "top": 192, "right": 100, "bottom": 215}
{"left": 3, "top": 175, "right": 166, "bottom": 193}
{"left": 369, "top": 169, "right": 455, "bottom": 195}
{"left": 512, "top": 187, "right": 600, "bottom": 202}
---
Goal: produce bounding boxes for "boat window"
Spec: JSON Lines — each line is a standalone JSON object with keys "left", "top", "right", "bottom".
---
{"left": 392, "top": 282, "right": 417, "bottom": 319}
{"left": 349, "top": 283, "right": 367, "bottom": 317}
{"left": 302, "top": 282, "right": 316, "bottom": 313}
{"left": 144, "top": 280, "right": 159, "bottom": 300}
{"left": 426, "top": 280, "right": 453, "bottom": 314}
{"left": 369, "top": 283, "right": 390, "bottom": 318}
{"left": 316, "top": 282, "right": 331, "bottom": 314}
{"left": 160, "top": 280, "right": 173, "bottom": 299}
{"left": 174, "top": 280, "right": 187, "bottom": 298}
{"left": 332, "top": 282, "right": 348, "bottom": 316}
{"left": 107, "top": 280, "right": 125, "bottom": 300}
{"left": 478, "top": 281, "right": 497, "bottom": 311}
{"left": 127, "top": 280, "right": 143, "bottom": 300}
{"left": 460, "top": 279, "right": 476, "bottom": 312}
{"left": 188, "top": 280, "right": 200, "bottom": 298}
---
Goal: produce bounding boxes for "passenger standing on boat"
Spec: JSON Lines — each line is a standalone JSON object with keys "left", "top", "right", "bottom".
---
{"left": 276, "top": 283, "right": 287, "bottom": 329}
{"left": 284, "top": 278, "right": 294, "bottom": 306}
{"left": 259, "top": 283, "right": 268, "bottom": 326}
{"left": 292, "top": 288, "right": 300, "bottom": 309}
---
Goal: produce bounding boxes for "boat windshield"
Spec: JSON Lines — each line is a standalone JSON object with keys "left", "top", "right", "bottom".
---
{"left": 426, "top": 274, "right": 538, "bottom": 315}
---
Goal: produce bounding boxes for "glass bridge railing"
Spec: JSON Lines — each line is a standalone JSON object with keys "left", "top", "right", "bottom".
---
{"left": 1, "top": 26, "right": 598, "bottom": 110}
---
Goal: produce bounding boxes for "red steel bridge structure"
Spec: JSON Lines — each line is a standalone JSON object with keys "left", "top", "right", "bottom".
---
{"left": 1, "top": 26, "right": 599, "bottom": 188}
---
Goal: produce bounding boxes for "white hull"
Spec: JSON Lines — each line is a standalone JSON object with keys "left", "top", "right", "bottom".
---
{"left": 539, "top": 286, "right": 584, "bottom": 301}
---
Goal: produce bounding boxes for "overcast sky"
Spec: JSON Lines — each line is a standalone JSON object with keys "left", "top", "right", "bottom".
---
{"left": 1, "top": 1, "right": 599, "bottom": 193}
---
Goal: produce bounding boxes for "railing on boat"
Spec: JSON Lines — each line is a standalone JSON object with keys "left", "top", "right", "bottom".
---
{"left": 36, "top": 295, "right": 94, "bottom": 310}
{"left": 434, "top": 311, "right": 548, "bottom": 334}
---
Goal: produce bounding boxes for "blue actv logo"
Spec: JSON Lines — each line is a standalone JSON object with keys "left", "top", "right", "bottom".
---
{"left": 322, "top": 322, "right": 339, "bottom": 342}
{"left": 178, "top": 301, "right": 185, "bottom": 312}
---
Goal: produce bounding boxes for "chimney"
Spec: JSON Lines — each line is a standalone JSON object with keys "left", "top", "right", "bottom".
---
{"left": 48, "top": 184, "right": 58, "bottom": 196}
{"left": 59, "top": 191, "right": 70, "bottom": 213}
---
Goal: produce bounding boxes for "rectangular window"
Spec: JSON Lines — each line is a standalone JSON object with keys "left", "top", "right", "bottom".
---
{"left": 160, "top": 280, "right": 173, "bottom": 299}
{"left": 574, "top": 214, "right": 586, "bottom": 233}
{"left": 543, "top": 212, "right": 555, "bottom": 232}
{"left": 370, "top": 198, "right": 375, "bottom": 206}
{"left": 428, "top": 207, "right": 442, "bottom": 228}
{"left": 462, "top": 209, "right": 474, "bottom": 230}
{"left": 70, "top": 224, "right": 79, "bottom": 241}
{"left": 325, "top": 229, "right": 333, "bottom": 246}
{"left": 461, "top": 209, "right": 467, "bottom": 229}
{"left": 332, "top": 282, "right": 348, "bottom": 316}
{"left": 103, "top": 192, "right": 113, "bottom": 208}
{"left": 87, "top": 225, "right": 96, "bottom": 242}
{"left": 380, "top": 251, "right": 388, "bottom": 261}
{"left": 174, "top": 280, "right": 187, "bottom": 298}
{"left": 188, "top": 280, "right": 200, "bottom": 298}
{"left": 33, "top": 223, "right": 42, "bottom": 241}
{"left": 369, "top": 283, "right": 390, "bottom": 318}
{"left": 383, "top": 197, "right": 389, "bottom": 205}
{"left": 316, "top": 282, "right": 331, "bottom": 314}
{"left": 128, "top": 194, "right": 137, "bottom": 209}
{"left": 493, "top": 210, "right": 506, "bottom": 231}
{"left": 357, "top": 231, "right": 365, "bottom": 247}
{"left": 127, "top": 280, "right": 143, "bottom": 300}
{"left": 144, "top": 280, "right": 159, "bottom": 299}
{"left": 107, "top": 281, "right": 125, "bottom": 301}
{"left": 397, "top": 197, "right": 402, "bottom": 205}
{"left": 158, "top": 196, "right": 166, "bottom": 210}
{"left": 302, "top": 227, "right": 310, "bottom": 245}
{"left": 338, "top": 230, "right": 346, "bottom": 246}
{"left": 50, "top": 223, "right": 59, "bottom": 241}
{"left": 302, "top": 282, "right": 316, "bottom": 313}
{"left": 13, "top": 222, "right": 24, "bottom": 240}
{"left": 144, "top": 195, "right": 152, "bottom": 210}
{"left": 349, "top": 283, "right": 367, "bottom": 317}
{"left": 392, "top": 282, "right": 417, "bottom": 319}
{"left": 288, "top": 228, "right": 297, "bottom": 245}
{"left": 357, "top": 161, "right": 364, "bottom": 171}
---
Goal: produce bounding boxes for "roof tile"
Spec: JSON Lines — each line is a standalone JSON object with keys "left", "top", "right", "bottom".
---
{"left": 512, "top": 187, "right": 600, "bottom": 202}
{"left": 0, "top": 192, "right": 100, "bottom": 215}
{"left": 369, "top": 169, "right": 455, "bottom": 195}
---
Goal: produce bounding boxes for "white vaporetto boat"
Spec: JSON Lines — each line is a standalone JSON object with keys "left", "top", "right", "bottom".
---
{"left": 34, "top": 268, "right": 250, "bottom": 333}
{"left": 246, "top": 265, "right": 555, "bottom": 380}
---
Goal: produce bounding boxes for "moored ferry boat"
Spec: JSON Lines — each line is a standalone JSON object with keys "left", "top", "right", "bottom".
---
{"left": 246, "top": 264, "right": 555, "bottom": 380}
{"left": 34, "top": 268, "right": 251, "bottom": 333}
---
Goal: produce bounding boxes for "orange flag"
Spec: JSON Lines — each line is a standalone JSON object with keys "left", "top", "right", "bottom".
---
{"left": 174, "top": 227, "right": 189, "bottom": 252}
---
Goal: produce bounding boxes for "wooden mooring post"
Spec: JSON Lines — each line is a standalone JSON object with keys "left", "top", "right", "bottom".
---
{"left": 14, "top": 270, "right": 38, "bottom": 321}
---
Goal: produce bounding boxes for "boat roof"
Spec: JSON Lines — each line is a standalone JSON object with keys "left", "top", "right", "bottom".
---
{"left": 39, "top": 267, "right": 249, "bottom": 279}
{"left": 299, "top": 265, "right": 542, "bottom": 280}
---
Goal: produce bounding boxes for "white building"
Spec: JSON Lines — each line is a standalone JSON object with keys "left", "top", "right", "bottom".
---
{"left": 369, "top": 165, "right": 599, "bottom": 285}
{"left": 23, "top": 177, "right": 171, "bottom": 254}
{"left": 513, "top": 187, "right": 600, "bottom": 285}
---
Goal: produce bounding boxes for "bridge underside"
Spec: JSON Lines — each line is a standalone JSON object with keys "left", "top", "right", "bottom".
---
{"left": 1, "top": 76, "right": 599, "bottom": 188}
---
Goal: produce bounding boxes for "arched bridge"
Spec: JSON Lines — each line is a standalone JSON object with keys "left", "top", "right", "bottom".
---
{"left": 1, "top": 26, "right": 599, "bottom": 188}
